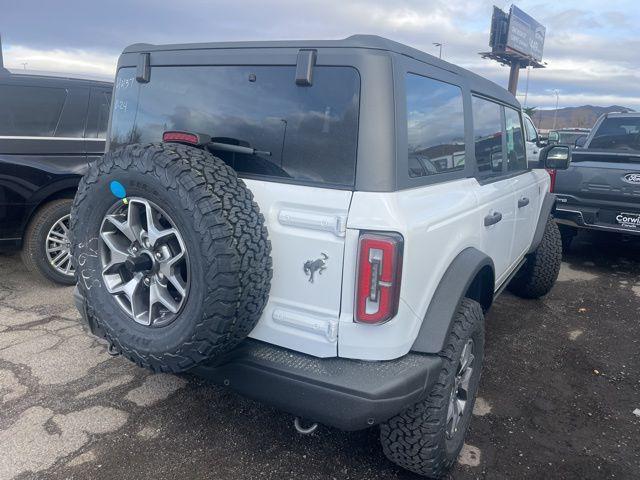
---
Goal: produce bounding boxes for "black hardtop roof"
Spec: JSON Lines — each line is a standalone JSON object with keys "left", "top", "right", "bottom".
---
{"left": 122, "top": 34, "right": 518, "bottom": 108}
{"left": 0, "top": 69, "right": 112, "bottom": 87}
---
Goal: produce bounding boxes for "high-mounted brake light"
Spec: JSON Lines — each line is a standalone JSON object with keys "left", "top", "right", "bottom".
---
{"left": 162, "top": 131, "right": 199, "bottom": 145}
{"left": 355, "top": 232, "right": 403, "bottom": 324}
{"left": 162, "top": 131, "right": 213, "bottom": 146}
{"left": 547, "top": 168, "right": 557, "bottom": 192}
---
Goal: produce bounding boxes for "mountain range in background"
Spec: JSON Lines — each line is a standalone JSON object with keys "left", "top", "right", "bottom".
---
{"left": 528, "top": 105, "right": 635, "bottom": 130}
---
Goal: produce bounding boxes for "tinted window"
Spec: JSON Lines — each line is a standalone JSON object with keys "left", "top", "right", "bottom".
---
{"left": 472, "top": 96, "right": 503, "bottom": 179}
{"left": 110, "top": 74, "right": 138, "bottom": 145}
{"left": 406, "top": 74, "right": 465, "bottom": 178}
{"left": 524, "top": 116, "right": 537, "bottom": 142}
{"left": 0, "top": 85, "right": 67, "bottom": 136}
{"left": 96, "top": 91, "right": 112, "bottom": 138}
{"left": 110, "top": 66, "right": 360, "bottom": 186}
{"left": 87, "top": 88, "right": 112, "bottom": 138}
{"left": 505, "top": 108, "right": 527, "bottom": 172}
{"left": 558, "top": 132, "right": 586, "bottom": 145}
{"left": 589, "top": 117, "right": 640, "bottom": 151}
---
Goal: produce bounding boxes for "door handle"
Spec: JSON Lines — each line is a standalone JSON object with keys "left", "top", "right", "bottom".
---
{"left": 518, "top": 197, "right": 530, "bottom": 208}
{"left": 484, "top": 211, "right": 503, "bottom": 226}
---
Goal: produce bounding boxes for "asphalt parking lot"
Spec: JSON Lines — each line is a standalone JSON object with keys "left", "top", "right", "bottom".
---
{"left": 1, "top": 230, "right": 639, "bottom": 480}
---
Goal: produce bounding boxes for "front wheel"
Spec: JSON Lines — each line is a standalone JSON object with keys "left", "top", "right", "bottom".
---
{"left": 380, "top": 298, "right": 484, "bottom": 478}
{"left": 508, "top": 216, "right": 562, "bottom": 299}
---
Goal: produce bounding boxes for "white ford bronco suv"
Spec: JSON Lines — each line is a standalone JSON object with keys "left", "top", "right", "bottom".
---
{"left": 72, "top": 36, "right": 570, "bottom": 478}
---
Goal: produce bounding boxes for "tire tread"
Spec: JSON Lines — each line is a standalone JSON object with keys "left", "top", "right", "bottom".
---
{"left": 71, "top": 143, "right": 272, "bottom": 373}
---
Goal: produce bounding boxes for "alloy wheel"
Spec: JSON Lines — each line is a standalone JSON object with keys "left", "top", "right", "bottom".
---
{"left": 46, "top": 214, "right": 74, "bottom": 277}
{"left": 99, "top": 197, "right": 190, "bottom": 327}
{"left": 446, "top": 339, "right": 475, "bottom": 439}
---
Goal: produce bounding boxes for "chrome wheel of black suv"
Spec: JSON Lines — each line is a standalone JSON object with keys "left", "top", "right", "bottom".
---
{"left": 21, "top": 199, "right": 76, "bottom": 285}
{"left": 46, "top": 213, "right": 74, "bottom": 277}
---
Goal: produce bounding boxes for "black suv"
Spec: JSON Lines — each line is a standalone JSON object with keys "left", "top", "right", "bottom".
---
{"left": 0, "top": 69, "right": 112, "bottom": 284}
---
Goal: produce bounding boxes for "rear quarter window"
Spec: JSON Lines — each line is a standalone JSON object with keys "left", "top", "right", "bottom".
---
{"left": 110, "top": 66, "right": 360, "bottom": 187}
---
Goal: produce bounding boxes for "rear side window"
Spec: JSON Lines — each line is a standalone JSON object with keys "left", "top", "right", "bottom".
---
{"left": 472, "top": 96, "right": 503, "bottom": 180}
{"left": 86, "top": 88, "right": 112, "bottom": 138}
{"left": 589, "top": 117, "right": 640, "bottom": 151}
{"left": 0, "top": 85, "right": 67, "bottom": 136}
{"left": 405, "top": 74, "right": 465, "bottom": 178}
{"left": 110, "top": 66, "right": 360, "bottom": 187}
{"left": 504, "top": 108, "right": 527, "bottom": 172}
{"left": 95, "top": 90, "right": 112, "bottom": 138}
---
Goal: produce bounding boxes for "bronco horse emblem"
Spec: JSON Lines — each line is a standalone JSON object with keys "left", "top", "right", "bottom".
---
{"left": 303, "top": 253, "right": 328, "bottom": 283}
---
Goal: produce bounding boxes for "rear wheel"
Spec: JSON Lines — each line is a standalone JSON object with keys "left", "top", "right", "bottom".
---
{"left": 380, "top": 298, "right": 484, "bottom": 478}
{"left": 508, "top": 216, "right": 562, "bottom": 299}
{"left": 21, "top": 199, "right": 75, "bottom": 285}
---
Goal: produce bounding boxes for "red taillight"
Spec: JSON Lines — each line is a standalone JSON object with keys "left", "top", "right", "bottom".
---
{"left": 355, "top": 232, "right": 403, "bottom": 324}
{"left": 163, "top": 131, "right": 199, "bottom": 145}
{"left": 547, "top": 168, "right": 557, "bottom": 192}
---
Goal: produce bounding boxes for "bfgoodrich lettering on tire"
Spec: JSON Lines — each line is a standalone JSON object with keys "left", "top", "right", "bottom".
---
{"left": 380, "top": 298, "right": 484, "bottom": 478}
{"left": 71, "top": 143, "right": 272, "bottom": 373}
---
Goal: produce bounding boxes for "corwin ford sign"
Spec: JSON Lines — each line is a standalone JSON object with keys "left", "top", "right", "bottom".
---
{"left": 506, "top": 5, "right": 546, "bottom": 62}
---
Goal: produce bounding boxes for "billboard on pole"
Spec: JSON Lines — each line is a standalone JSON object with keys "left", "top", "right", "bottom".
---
{"left": 486, "top": 4, "right": 546, "bottom": 65}
{"left": 506, "top": 5, "right": 545, "bottom": 62}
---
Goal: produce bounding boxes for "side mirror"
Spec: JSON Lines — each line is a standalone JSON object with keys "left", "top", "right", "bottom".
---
{"left": 537, "top": 138, "right": 548, "bottom": 148}
{"left": 574, "top": 135, "right": 588, "bottom": 148}
{"left": 540, "top": 145, "right": 571, "bottom": 170}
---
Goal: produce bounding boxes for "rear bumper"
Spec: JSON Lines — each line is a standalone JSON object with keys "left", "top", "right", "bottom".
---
{"left": 555, "top": 206, "right": 640, "bottom": 235}
{"left": 73, "top": 286, "right": 442, "bottom": 431}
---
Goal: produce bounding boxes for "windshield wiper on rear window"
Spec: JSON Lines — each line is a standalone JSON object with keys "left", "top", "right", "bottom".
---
{"left": 208, "top": 141, "right": 271, "bottom": 157}
{"left": 162, "top": 131, "right": 272, "bottom": 156}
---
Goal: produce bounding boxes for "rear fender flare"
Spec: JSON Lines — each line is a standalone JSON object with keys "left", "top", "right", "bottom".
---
{"left": 411, "top": 247, "right": 494, "bottom": 354}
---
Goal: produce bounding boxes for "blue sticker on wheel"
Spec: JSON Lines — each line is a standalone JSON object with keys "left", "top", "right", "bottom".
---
{"left": 110, "top": 180, "right": 126, "bottom": 199}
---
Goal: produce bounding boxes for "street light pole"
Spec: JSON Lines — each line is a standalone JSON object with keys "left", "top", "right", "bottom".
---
{"left": 552, "top": 89, "right": 560, "bottom": 130}
{"left": 433, "top": 42, "right": 443, "bottom": 59}
{"left": 523, "top": 63, "right": 531, "bottom": 108}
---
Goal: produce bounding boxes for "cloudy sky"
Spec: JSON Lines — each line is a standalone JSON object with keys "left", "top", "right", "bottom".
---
{"left": 2, "top": 0, "right": 639, "bottom": 110}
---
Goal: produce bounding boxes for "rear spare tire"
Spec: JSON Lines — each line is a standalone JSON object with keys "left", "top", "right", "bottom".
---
{"left": 71, "top": 143, "right": 272, "bottom": 372}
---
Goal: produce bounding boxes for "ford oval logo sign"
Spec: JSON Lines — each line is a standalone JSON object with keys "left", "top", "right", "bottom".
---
{"left": 623, "top": 173, "right": 640, "bottom": 185}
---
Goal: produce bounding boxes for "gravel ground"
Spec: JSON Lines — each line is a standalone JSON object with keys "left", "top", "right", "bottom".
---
{"left": 0, "top": 230, "right": 638, "bottom": 479}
